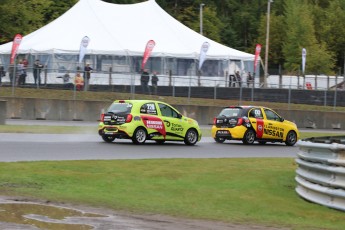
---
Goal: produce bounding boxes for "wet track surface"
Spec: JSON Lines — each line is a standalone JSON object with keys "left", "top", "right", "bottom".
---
{"left": 0, "top": 133, "right": 298, "bottom": 162}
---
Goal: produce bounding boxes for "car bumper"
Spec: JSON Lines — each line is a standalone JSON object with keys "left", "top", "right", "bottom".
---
{"left": 211, "top": 125, "right": 248, "bottom": 140}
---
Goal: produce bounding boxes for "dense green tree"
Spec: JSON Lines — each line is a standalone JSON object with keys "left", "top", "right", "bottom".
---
{"left": 282, "top": 0, "right": 334, "bottom": 74}
{"left": 44, "top": 0, "right": 78, "bottom": 22}
{"left": 0, "top": 0, "right": 52, "bottom": 43}
{"left": 315, "top": 0, "right": 345, "bottom": 73}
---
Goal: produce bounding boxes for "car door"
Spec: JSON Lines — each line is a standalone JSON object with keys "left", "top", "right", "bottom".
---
{"left": 262, "top": 108, "right": 284, "bottom": 140}
{"left": 158, "top": 103, "right": 184, "bottom": 141}
{"left": 139, "top": 102, "right": 166, "bottom": 139}
{"left": 248, "top": 107, "right": 265, "bottom": 139}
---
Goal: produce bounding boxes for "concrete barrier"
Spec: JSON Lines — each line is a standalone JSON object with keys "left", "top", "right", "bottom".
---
{"left": 0, "top": 100, "right": 6, "bottom": 125}
{"left": 2, "top": 97, "right": 345, "bottom": 129}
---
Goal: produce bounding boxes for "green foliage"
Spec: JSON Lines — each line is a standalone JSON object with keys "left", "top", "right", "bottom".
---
{"left": 0, "top": 0, "right": 52, "bottom": 43}
{"left": 282, "top": 0, "right": 334, "bottom": 74}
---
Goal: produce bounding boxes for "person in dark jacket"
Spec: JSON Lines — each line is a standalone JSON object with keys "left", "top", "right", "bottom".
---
{"left": 151, "top": 71, "right": 159, "bottom": 95}
{"left": 140, "top": 69, "right": 150, "bottom": 94}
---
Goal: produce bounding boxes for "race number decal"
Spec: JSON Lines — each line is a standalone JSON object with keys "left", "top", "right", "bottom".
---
{"left": 256, "top": 118, "right": 264, "bottom": 138}
{"left": 141, "top": 115, "right": 166, "bottom": 136}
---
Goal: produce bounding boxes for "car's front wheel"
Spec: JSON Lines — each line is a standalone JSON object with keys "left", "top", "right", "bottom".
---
{"left": 242, "top": 129, "right": 255, "bottom": 145}
{"left": 184, "top": 129, "right": 198, "bottom": 146}
{"left": 214, "top": 137, "right": 225, "bottom": 143}
{"left": 132, "top": 127, "right": 147, "bottom": 144}
{"left": 285, "top": 131, "right": 297, "bottom": 146}
{"left": 102, "top": 135, "right": 116, "bottom": 143}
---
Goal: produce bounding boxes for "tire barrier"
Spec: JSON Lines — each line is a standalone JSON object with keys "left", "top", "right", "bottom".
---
{"left": 296, "top": 136, "right": 345, "bottom": 211}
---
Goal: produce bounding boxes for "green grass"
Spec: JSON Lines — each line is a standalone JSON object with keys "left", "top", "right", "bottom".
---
{"left": 0, "top": 158, "right": 344, "bottom": 229}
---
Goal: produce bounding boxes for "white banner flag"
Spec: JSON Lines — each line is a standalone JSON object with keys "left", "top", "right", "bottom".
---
{"left": 79, "top": 36, "right": 90, "bottom": 63}
{"left": 198, "top": 41, "right": 210, "bottom": 70}
{"left": 302, "top": 48, "right": 307, "bottom": 74}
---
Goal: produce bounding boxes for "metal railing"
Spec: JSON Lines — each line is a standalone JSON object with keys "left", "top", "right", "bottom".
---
{"left": 1, "top": 67, "right": 345, "bottom": 108}
{"left": 296, "top": 137, "right": 345, "bottom": 211}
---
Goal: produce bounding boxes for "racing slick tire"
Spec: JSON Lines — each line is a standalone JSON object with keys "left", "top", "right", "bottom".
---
{"left": 242, "top": 129, "right": 255, "bottom": 145}
{"left": 184, "top": 128, "right": 198, "bottom": 146}
{"left": 102, "top": 135, "right": 116, "bottom": 143}
{"left": 132, "top": 127, "right": 147, "bottom": 144}
{"left": 285, "top": 131, "right": 297, "bottom": 146}
{"left": 214, "top": 137, "right": 226, "bottom": 143}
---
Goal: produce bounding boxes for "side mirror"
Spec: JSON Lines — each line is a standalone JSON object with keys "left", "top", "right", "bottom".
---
{"left": 280, "top": 117, "right": 285, "bottom": 122}
{"left": 177, "top": 113, "right": 182, "bottom": 119}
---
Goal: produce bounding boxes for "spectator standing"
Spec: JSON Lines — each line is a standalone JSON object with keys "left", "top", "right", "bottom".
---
{"left": 0, "top": 66, "right": 5, "bottom": 86}
{"left": 140, "top": 69, "right": 150, "bottom": 94}
{"left": 247, "top": 72, "right": 253, "bottom": 88}
{"left": 17, "top": 60, "right": 27, "bottom": 85}
{"left": 33, "top": 59, "right": 44, "bottom": 85}
{"left": 84, "top": 63, "right": 93, "bottom": 91}
{"left": 151, "top": 71, "right": 159, "bottom": 95}
{"left": 235, "top": 71, "right": 241, "bottom": 87}
{"left": 229, "top": 74, "right": 236, "bottom": 87}
{"left": 74, "top": 72, "right": 84, "bottom": 91}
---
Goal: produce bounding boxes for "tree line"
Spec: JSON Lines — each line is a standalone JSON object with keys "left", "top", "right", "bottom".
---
{"left": 0, "top": 0, "right": 344, "bottom": 75}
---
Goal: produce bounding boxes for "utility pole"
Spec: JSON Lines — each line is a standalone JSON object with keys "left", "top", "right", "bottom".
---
{"left": 264, "top": 0, "right": 273, "bottom": 88}
{"left": 200, "top": 3, "right": 205, "bottom": 35}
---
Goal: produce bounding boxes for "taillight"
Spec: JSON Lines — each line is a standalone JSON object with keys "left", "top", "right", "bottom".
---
{"left": 213, "top": 117, "right": 217, "bottom": 125}
{"left": 237, "top": 118, "right": 243, "bottom": 126}
{"left": 100, "top": 113, "right": 105, "bottom": 122}
{"left": 126, "top": 114, "right": 133, "bottom": 123}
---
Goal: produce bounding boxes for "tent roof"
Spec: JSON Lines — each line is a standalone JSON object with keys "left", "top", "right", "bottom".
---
{"left": 0, "top": 0, "right": 254, "bottom": 60}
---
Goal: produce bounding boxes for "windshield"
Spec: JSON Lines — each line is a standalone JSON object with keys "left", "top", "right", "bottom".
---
{"left": 219, "top": 108, "right": 242, "bottom": 117}
{"left": 107, "top": 103, "right": 133, "bottom": 114}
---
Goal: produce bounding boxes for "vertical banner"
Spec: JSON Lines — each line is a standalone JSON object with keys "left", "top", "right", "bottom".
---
{"left": 198, "top": 41, "right": 210, "bottom": 70}
{"left": 141, "top": 40, "right": 155, "bottom": 70}
{"left": 302, "top": 48, "right": 307, "bottom": 74}
{"left": 10, "top": 34, "right": 22, "bottom": 64}
{"left": 79, "top": 36, "right": 90, "bottom": 63}
{"left": 253, "top": 44, "right": 261, "bottom": 74}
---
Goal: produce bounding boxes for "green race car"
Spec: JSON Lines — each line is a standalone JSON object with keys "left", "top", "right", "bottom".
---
{"left": 98, "top": 100, "right": 202, "bottom": 145}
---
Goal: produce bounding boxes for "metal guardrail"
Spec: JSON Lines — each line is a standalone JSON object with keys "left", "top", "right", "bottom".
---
{"left": 296, "top": 136, "right": 345, "bottom": 211}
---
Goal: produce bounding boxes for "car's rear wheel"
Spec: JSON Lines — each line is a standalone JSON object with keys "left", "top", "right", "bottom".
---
{"left": 242, "top": 129, "right": 255, "bottom": 145}
{"left": 214, "top": 137, "right": 225, "bottom": 143}
{"left": 285, "top": 131, "right": 297, "bottom": 146}
{"left": 102, "top": 135, "right": 116, "bottom": 143}
{"left": 184, "top": 129, "right": 198, "bottom": 146}
{"left": 132, "top": 127, "right": 147, "bottom": 144}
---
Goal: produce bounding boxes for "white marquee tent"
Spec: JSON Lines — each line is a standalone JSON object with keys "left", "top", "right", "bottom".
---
{"left": 0, "top": 0, "right": 256, "bottom": 86}
{"left": 0, "top": 0, "right": 254, "bottom": 59}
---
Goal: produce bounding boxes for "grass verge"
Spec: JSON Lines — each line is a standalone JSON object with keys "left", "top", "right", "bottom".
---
{"left": 0, "top": 158, "right": 344, "bottom": 229}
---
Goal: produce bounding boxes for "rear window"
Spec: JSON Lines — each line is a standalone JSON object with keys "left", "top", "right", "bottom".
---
{"left": 219, "top": 108, "right": 243, "bottom": 117}
{"left": 107, "top": 103, "right": 133, "bottom": 114}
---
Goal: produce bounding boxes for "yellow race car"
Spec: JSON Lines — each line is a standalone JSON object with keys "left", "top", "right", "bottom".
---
{"left": 211, "top": 106, "right": 299, "bottom": 146}
{"left": 98, "top": 100, "right": 201, "bottom": 145}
